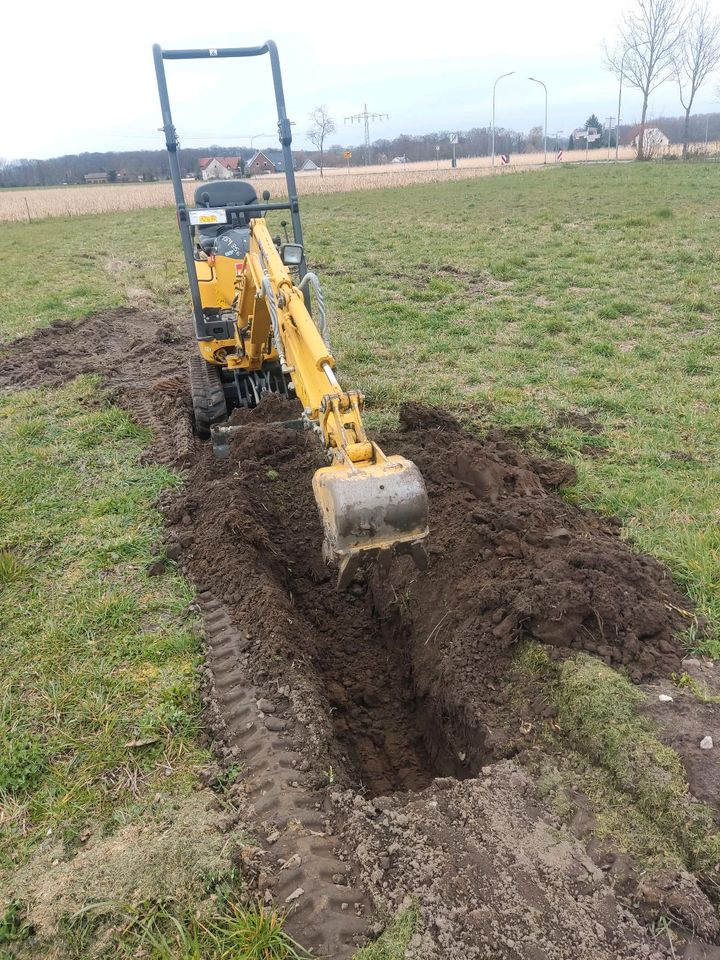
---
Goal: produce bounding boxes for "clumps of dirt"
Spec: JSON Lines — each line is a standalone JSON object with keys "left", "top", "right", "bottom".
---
{"left": 332, "top": 763, "right": 670, "bottom": 960}
{"left": 157, "top": 395, "right": 691, "bottom": 800}
{"left": 0, "top": 308, "right": 187, "bottom": 394}
{"left": 366, "top": 402, "right": 690, "bottom": 750}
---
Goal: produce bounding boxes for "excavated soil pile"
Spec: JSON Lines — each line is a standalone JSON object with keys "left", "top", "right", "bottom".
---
{"left": 159, "top": 394, "right": 689, "bottom": 795}
{"left": 4, "top": 312, "right": 689, "bottom": 795}
{"left": 2, "top": 308, "right": 702, "bottom": 958}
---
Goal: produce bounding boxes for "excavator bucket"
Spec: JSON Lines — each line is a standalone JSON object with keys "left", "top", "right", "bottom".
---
{"left": 313, "top": 455, "right": 430, "bottom": 589}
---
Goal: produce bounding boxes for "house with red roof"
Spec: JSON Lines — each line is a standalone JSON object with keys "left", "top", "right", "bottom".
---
{"left": 198, "top": 157, "right": 242, "bottom": 181}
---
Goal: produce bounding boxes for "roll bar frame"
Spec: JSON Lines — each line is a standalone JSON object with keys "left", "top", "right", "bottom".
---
{"left": 152, "top": 42, "right": 306, "bottom": 340}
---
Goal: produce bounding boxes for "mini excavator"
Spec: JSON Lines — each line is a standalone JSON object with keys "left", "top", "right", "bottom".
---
{"left": 153, "top": 41, "right": 429, "bottom": 587}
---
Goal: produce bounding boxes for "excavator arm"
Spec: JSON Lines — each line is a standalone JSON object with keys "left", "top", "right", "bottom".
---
{"left": 226, "top": 218, "right": 429, "bottom": 587}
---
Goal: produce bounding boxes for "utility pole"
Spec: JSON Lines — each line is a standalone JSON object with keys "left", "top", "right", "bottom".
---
{"left": 605, "top": 116, "right": 614, "bottom": 161}
{"left": 344, "top": 104, "right": 389, "bottom": 166}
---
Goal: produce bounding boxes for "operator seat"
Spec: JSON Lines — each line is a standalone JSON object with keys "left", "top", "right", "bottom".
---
{"left": 193, "top": 180, "right": 260, "bottom": 253}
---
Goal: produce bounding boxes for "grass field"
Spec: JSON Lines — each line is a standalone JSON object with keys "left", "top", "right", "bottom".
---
{"left": 0, "top": 161, "right": 718, "bottom": 957}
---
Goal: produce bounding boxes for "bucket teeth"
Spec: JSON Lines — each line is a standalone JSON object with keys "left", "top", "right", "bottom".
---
{"left": 313, "top": 454, "right": 430, "bottom": 589}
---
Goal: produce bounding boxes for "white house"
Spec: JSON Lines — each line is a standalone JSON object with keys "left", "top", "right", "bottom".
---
{"left": 628, "top": 125, "right": 670, "bottom": 150}
{"left": 300, "top": 158, "right": 319, "bottom": 171}
{"left": 198, "top": 157, "right": 241, "bottom": 181}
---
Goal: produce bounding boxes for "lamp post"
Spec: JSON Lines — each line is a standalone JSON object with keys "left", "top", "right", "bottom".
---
{"left": 528, "top": 76, "right": 548, "bottom": 164}
{"left": 492, "top": 71, "right": 515, "bottom": 168}
{"left": 615, "top": 48, "right": 630, "bottom": 161}
{"left": 250, "top": 133, "right": 273, "bottom": 148}
{"left": 616, "top": 41, "right": 648, "bottom": 161}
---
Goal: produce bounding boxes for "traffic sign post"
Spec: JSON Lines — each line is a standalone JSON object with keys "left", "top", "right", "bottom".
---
{"left": 343, "top": 150, "right": 352, "bottom": 173}
{"left": 450, "top": 132, "right": 458, "bottom": 168}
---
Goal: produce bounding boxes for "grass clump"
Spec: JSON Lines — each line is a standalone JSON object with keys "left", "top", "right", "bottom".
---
{"left": 0, "top": 900, "right": 33, "bottom": 946}
{"left": 353, "top": 905, "right": 418, "bottom": 960}
{"left": 110, "top": 899, "right": 311, "bottom": 960}
{"left": 516, "top": 643, "right": 720, "bottom": 876}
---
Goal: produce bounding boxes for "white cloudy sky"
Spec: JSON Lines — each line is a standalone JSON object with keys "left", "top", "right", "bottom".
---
{"left": 2, "top": 0, "right": 718, "bottom": 160}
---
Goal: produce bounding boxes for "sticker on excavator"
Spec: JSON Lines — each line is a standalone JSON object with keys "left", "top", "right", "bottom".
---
{"left": 188, "top": 208, "right": 228, "bottom": 225}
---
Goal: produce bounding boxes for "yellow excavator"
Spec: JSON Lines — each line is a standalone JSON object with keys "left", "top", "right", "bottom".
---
{"left": 153, "top": 41, "right": 429, "bottom": 587}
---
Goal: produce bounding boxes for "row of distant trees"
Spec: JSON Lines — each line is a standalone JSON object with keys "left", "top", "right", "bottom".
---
{"left": 3, "top": 105, "right": 720, "bottom": 188}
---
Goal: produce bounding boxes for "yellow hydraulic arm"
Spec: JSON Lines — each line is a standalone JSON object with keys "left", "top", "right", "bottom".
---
{"left": 212, "top": 218, "right": 429, "bottom": 587}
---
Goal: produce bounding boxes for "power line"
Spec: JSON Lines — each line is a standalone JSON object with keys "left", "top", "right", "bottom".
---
{"left": 344, "top": 104, "right": 389, "bottom": 165}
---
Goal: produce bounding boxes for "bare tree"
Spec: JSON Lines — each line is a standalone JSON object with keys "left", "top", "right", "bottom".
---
{"left": 606, "top": 0, "right": 685, "bottom": 158}
{"left": 307, "top": 106, "right": 336, "bottom": 177}
{"left": 675, "top": 3, "right": 720, "bottom": 157}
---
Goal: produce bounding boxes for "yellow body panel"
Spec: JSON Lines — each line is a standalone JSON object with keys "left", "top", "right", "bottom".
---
{"left": 193, "top": 216, "right": 429, "bottom": 578}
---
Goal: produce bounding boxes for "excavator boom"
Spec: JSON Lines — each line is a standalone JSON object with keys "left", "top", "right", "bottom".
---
{"left": 238, "top": 218, "right": 429, "bottom": 585}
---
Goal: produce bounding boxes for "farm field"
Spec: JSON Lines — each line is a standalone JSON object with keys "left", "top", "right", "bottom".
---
{"left": 1, "top": 162, "right": 719, "bottom": 958}
{"left": 0, "top": 146, "right": 642, "bottom": 222}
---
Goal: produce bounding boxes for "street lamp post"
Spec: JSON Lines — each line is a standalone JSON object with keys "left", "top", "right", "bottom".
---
{"left": 616, "top": 41, "right": 649, "bottom": 161}
{"left": 250, "top": 133, "right": 273, "bottom": 148}
{"left": 528, "top": 77, "right": 548, "bottom": 164}
{"left": 615, "top": 47, "right": 629, "bottom": 161}
{"left": 492, "top": 71, "right": 515, "bottom": 168}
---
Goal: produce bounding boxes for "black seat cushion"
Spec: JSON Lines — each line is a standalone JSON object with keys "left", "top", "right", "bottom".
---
{"left": 195, "top": 180, "right": 257, "bottom": 214}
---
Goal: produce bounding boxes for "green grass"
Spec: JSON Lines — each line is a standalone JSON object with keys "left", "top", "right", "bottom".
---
{"left": 109, "top": 899, "right": 311, "bottom": 960}
{"left": 353, "top": 907, "right": 418, "bottom": 960}
{"left": 0, "top": 377, "right": 207, "bottom": 867}
{"left": 1, "top": 162, "right": 719, "bottom": 957}
{"left": 516, "top": 643, "right": 720, "bottom": 877}
{"left": 1, "top": 163, "right": 717, "bottom": 651}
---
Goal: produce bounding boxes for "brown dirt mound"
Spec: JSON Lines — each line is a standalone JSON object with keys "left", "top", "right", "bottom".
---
{"left": 2, "top": 308, "right": 702, "bottom": 958}
{"left": 158, "top": 395, "right": 688, "bottom": 791}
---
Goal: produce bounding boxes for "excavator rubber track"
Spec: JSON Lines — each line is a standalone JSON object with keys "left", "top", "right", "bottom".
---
{"left": 189, "top": 355, "right": 227, "bottom": 439}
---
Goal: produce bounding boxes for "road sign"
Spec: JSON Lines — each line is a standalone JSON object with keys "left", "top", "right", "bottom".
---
{"left": 450, "top": 133, "right": 458, "bottom": 144}
{"left": 343, "top": 150, "right": 352, "bottom": 159}
{"left": 500, "top": 154, "right": 510, "bottom": 165}
{"left": 556, "top": 149, "right": 564, "bottom": 162}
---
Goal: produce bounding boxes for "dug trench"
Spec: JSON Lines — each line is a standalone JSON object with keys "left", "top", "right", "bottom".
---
{"left": 2, "top": 307, "right": 719, "bottom": 959}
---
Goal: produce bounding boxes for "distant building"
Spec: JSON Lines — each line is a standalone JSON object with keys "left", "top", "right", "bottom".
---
{"left": 625, "top": 124, "right": 670, "bottom": 150}
{"left": 391, "top": 155, "right": 408, "bottom": 164}
{"left": 199, "top": 157, "right": 242, "bottom": 181}
{"left": 300, "top": 158, "right": 319, "bottom": 171}
{"left": 247, "top": 149, "right": 287, "bottom": 175}
{"left": 84, "top": 171, "right": 109, "bottom": 184}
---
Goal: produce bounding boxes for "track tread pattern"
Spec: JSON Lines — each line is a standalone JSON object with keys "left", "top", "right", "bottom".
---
{"left": 189, "top": 355, "right": 227, "bottom": 439}
{"left": 197, "top": 592, "right": 371, "bottom": 958}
